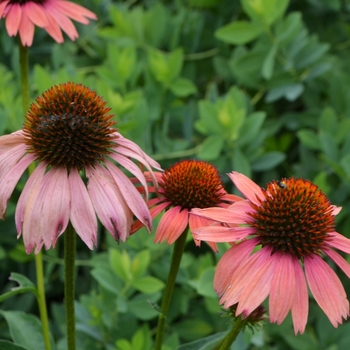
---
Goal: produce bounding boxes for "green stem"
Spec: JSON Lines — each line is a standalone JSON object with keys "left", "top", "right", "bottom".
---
{"left": 19, "top": 41, "right": 30, "bottom": 114}
{"left": 19, "top": 40, "right": 52, "bottom": 350}
{"left": 64, "top": 223, "right": 77, "bottom": 350}
{"left": 215, "top": 315, "right": 248, "bottom": 350}
{"left": 154, "top": 229, "right": 188, "bottom": 350}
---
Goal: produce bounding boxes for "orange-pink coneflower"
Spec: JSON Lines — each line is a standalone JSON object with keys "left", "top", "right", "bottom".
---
{"left": 132, "top": 160, "right": 242, "bottom": 250}
{"left": 0, "top": 82, "right": 161, "bottom": 254}
{"left": 192, "top": 172, "right": 350, "bottom": 334}
{"left": 0, "top": 0, "right": 97, "bottom": 46}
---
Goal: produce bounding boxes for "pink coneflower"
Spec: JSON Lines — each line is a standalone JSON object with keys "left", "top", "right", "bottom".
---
{"left": 0, "top": 82, "right": 161, "bottom": 254}
{"left": 192, "top": 172, "right": 350, "bottom": 334}
{"left": 0, "top": 0, "right": 97, "bottom": 46}
{"left": 132, "top": 160, "right": 242, "bottom": 250}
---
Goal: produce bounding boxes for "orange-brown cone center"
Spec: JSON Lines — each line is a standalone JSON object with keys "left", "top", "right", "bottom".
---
{"left": 247, "top": 178, "right": 335, "bottom": 259}
{"left": 161, "top": 160, "right": 225, "bottom": 209}
{"left": 23, "top": 82, "right": 116, "bottom": 170}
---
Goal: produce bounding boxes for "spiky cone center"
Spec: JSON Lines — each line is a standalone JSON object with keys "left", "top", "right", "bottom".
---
{"left": 23, "top": 83, "right": 116, "bottom": 170}
{"left": 247, "top": 178, "right": 335, "bottom": 259}
{"left": 160, "top": 160, "right": 225, "bottom": 209}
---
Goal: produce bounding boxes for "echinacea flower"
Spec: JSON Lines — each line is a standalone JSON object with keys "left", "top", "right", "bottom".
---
{"left": 0, "top": 82, "right": 161, "bottom": 254}
{"left": 192, "top": 172, "right": 350, "bottom": 334}
{"left": 0, "top": 0, "right": 97, "bottom": 46}
{"left": 132, "top": 160, "right": 242, "bottom": 250}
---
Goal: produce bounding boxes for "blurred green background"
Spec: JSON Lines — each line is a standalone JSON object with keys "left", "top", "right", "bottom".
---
{"left": 1, "top": 0, "right": 350, "bottom": 349}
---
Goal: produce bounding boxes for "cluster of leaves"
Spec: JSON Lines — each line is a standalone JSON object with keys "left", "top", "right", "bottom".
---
{"left": 1, "top": 0, "right": 350, "bottom": 349}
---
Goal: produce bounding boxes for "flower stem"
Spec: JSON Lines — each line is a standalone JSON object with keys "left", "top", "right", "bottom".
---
{"left": 19, "top": 40, "right": 30, "bottom": 114}
{"left": 19, "top": 40, "right": 51, "bottom": 350}
{"left": 215, "top": 315, "right": 248, "bottom": 350}
{"left": 64, "top": 223, "right": 77, "bottom": 350}
{"left": 154, "top": 229, "right": 188, "bottom": 350}
{"left": 35, "top": 252, "right": 52, "bottom": 350}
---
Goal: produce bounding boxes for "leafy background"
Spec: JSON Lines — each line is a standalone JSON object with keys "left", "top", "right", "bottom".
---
{"left": 1, "top": 0, "right": 350, "bottom": 349}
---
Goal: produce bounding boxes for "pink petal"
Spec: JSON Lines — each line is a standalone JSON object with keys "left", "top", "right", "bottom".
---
{"left": 228, "top": 171, "right": 266, "bottom": 206}
{"left": 86, "top": 164, "right": 132, "bottom": 242}
{"left": 269, "top": 253, "right": 296, "bottom": 325}
{"left": 34, "top": 167, "right": 70, "bottom": 250}
{"left": 53, "top": 0, "right": 97, "bottom": 22}
{"left": 324, "top": 248, "right": 350, "bottom": 278}
{"left": 105, "top": 160, "right": 152, "bottom": 232}
{"left": 189, "top": 214, "right": 219, "bottom": 251}
{"left": 18, "top": 10, "right": 34, "bottom": 46}
{"left": 5, "top": 3, "right": 21, "bottom": 36}
{"left": 327, "top": 231, "right": 350, "bottom": 254}
{"left": 155, "top": 206, "right": 189, "bottom": 244}
{"left": 0, "top": 1, "right": 10, "bottom": 17}
{"left": 23, "top": 2, "right": 48, "bottom": 27}
{"left": 0, "top": 143, "right": 27, "bottom": 180}
{"left": 69, "top": 169, "right": 97, "bottom": 249}
{"left": 0, "top": 153, "right": 35, "bottom": 219}
{"left": 42, "top": 10, "right": 63, "bottom": 43}
{"left": 236, "top": 251, "right": 277, "bottom": 316}
{"left": 15, "top": 162, "right": 46, "bottom": 237}
{"left": 214, "top": 238, "right": 259, "bottom": 297}
{"left": 0, "top": 130, "right": 25, "bottom": 156}
{"left": 193, "top": 225, "right": 255, "bottom": 242}
{"left": 43, "top": 2, "right": 78, "bottom": 41}
{"left": 291, "top": 259, "right": 308, "bottom": 335}
{"left": 305, "top": 255, "right": 349, "bottom": 327}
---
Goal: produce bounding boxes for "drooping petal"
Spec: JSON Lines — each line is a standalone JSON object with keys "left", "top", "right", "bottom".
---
{"left": 16, "top": 162, "right": 46, "bottom": 237}
{"left": 5, "top": 3, "right": 21, "bottom": 36}
{"left": 18, "top": 10, "right": 34, "bottom": 46}
{"left": 155, "top": 206, "right": 189, "bottom": 244}
{"left": 69, "top": 169, "right": 97, "bottom": 249}
{"left": 42, "top": 10, "right": 63, "bottom": 43}
{"left": 105, "top": 160, "right": 152, "bottom": 232}
{"left": 86, "top": 164, "right": 132, "bottom": 242}
{"left": 291, "top": 259, "right": 308, "bottom": 335}
{"left": 214, "top": 238, "right": 259, "bottom": 297}
{"left": 327, "top": 232, "right": 350, "bottom": 254}
{"left": 193, "top": 225, "right": 255, "bottom": 242}
{"left": 324, "top": 248, "right": 350, "bottom": 278}
{"left": 0, "top": 130, "right": 26, "bottom": 156}
{"left": 53, "top": 0, "right": 97, "bottom": 22}
{"left": 269, "top": 253, "right": 296, "bottom": 325}
{"left": 34, "top": 167, "right": 70, "bottom": 250}
{"left": 24, "top": 2, "right": 48, "bottom": 27}
{"left": 305, "top": 255, "right": 349, "bottom": 327}
{"left": 0, "top": 1, "right": 10, "bottom": 17}
{"left": 228, "top": 171, "right": 266, "bottom": 205}
{"left": 0, "top": 153, "right": 35, "bottom": 219}
{"left": 0, "top": 143, "right": 27, "bottom": 179}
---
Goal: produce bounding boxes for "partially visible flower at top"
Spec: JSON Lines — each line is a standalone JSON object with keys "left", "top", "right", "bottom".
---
{"left": 192, "top": 172, "right": 350, "bottom": 334}
{"left": 0, "top": 82, "right": 161, "bottom": 254}
{"left": 0, "top": 0, "right": 97, "bottom": 46}
{"left": 132, "top": 160, "right": 242, "bottom": 250}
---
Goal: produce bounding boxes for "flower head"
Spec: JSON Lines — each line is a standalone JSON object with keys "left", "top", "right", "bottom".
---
{"left": 193, "top": 172, "right": 350, "bottom": 334}
{"left": 0, "top": 0, "right": 97, "bottom": 46}
{"left": 132, "top": 160, "right": 241, "bottom": 249}
{"left": 0, "top": 82, "right": 161, "bottom": 254}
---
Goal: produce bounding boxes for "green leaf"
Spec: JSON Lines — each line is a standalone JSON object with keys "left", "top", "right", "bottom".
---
{"left": 242, "top": 0, "right": 290, "bottom": 25}
{"left": 131, "top": 250, "right": 151, "bottom": 279}
{"left": 0, "top": 340, "right": 29, "bottom": 350}
{"left": 232, "top": 148, "right": 252, "bottom": 177}
{"left": 196, "top": 268, "right": 216, "bottom": 298}
{"left": 196, "top": 100, "right": 224, "bottom": 135}
{"left": 170, "top": 77, "right": 197, "bottom": 97}
{"left": 251, "top": 151, "right": 286, "bottom": 171}
{"left": 319, "top": 130, "right": 338, "bottom": 162}
{"left": 148, "top": 49, "right": 170, "bottom": 84}
{"left": 131, "top": 276, "right": 165, "bottom": 294}
{"left": 197, "top": 136, "right": 224, "bottom": 160}
{"left": 215, "top": 21, "right": 262, "bottom": 45}
{"left": 237, "top": 111, "right": 266, "bottom": 147}
{"left": 90, "top": 267, "right": 122, "bottom": 294}
{"left": 0, "top": 311, "right": 45, "bottom": 350}
{"left": 174, "top": 319, "right": 213, "bottom": 341}
{"left": 319, "top": 107, "right": 338, "bottom": 135}
{"left": 131, "top": 325, "right": 152, "bottom": 350}
{"left": 109, "top": 249, "right": 133, "bottom": 282}
{"left": 168, "top": 49, "right": 184, "bottom": 81}
{"left": 265, "top": 83, "right": 304, "bottom": 102}
{"left": 128, "top": 294, "right": 160, "bottom": 320}
{"left": 297, "top": 130, "right": 321, "bottom": 150}
{"left": 0, "top": 273, "right": 37, "bottom": 303}
{"left": 178, "top": 333, "right": 226, "bottom": 350}
{"left": 262, "top": 42, "right": 278, "bottom": 79}
{"left": 33, "top": 64, "right": 53, "bottom": 93}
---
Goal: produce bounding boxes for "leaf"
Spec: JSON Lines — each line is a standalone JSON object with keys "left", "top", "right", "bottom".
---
{"left": 0, "top": 340, "right": 29, "bottom": 350}
{"left": 262, "top": 42, "right": 278, "bottom": 79}
{"left": 196, "top": 268, "right": 216, "bottom": 298}
{"left": 0, "top": 311, "right": 45, "bottom": 350}
{"left": 177, "top": 332, "right": 226, "bottom": 350}
{"left": 131, "top": 250, "right": 151, "bottom": 279}
{"left": 131, "top": 276, "right": 165, "bottom": 294}
{"left": 170, "top": 77, "right": 197, "bottom": 97}
{"left": 215, "top": 21, "right": 262, "bottom": 45}
{"left": 0, "top": 273, "right": 37, "bottom": 303}
{"left": 90, "top": 267, "right": 122, "bottom": 294}
{"left": 197, "top": 136, "right": 224, "bottom": 160}
{"left": 319, "top": 130, "right": 338, "bottom": 162}
{"left": 251, "top": 151, "right": 286, "bottom": 171}
{"left": 109, "top": 249, "right": 132, "bottom": 282}
{"left": 297, "top": 130, "right": 321, "bottom": 150}
{"left": 232, "top": 148, "right": 252, "bottom": 177}
{"left": 237, "top": 111, "right": 266, "bottom": 147}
